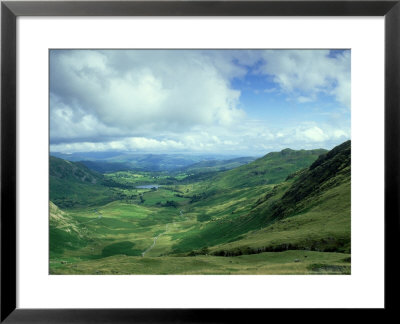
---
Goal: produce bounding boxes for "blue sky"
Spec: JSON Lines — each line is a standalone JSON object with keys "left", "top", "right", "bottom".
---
{"left": 50, "top": 49, "right": 350, "bottom": 156}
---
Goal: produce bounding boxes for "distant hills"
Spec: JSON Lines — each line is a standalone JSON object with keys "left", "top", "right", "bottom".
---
{"left": 78, "top": 160, "right": 134, "bottom": 173}
{"left": 51, "top": 151, "right": 257, "bottom": 173}
{"left": 52, "top": 148, "right": 330, "bottom": 177}
{"left": 180, "top": 156, "right": 255, "bottom": 173}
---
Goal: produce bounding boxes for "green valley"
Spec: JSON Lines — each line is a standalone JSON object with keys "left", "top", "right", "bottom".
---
{"left": 49, "top": 141, "right": 350, "bottom": 275}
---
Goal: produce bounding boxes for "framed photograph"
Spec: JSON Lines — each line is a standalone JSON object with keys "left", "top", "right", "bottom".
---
{"left": 1, "top": 0, "right": 399, "bottom": 322}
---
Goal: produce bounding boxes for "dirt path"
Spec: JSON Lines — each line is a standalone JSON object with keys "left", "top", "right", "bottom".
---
{"left": 141, "top": 233, "right": 162, "bottom": 257}
{"left": 141, "top": 223, "right": 169, "bottom": 257}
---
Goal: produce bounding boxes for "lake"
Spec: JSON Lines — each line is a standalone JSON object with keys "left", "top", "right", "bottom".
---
{"left": 135, "top": 184, "right": 161, "bottom": 189}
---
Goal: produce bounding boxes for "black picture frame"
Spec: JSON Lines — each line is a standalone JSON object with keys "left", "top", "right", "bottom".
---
{"left": 1, "top": 0, "right": 399, "bottom": 322}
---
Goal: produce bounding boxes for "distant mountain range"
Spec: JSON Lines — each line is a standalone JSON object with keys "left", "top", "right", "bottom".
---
{"left": 50, "top": 151, "right": 257, "bottom": 172}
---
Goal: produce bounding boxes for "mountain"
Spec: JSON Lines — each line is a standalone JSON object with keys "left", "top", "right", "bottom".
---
{"left": 79, "top": 160, "right": 134, "bottom": 173}
{"left": 52, "top": 151, "right": 254, "bottom": 173}
{"left": 181, "top": 156, "right": 256, "bottom": 173}
{"left": 171, "top": 141, "right": 350, "bottom": 255}
{"left": 209, "top": 148, "right": 327, "bottom": 189}
{"left": 50, "top": 156, "right": 103, "bottom": 183}
{"left": 209, "top": 140, "right": 351, "bottom": 256}
{"left": 50, "top": 156, "right": 114, "bottom": 208}
{"left": 269, "top": 140, "right": 351, "bottom": 222}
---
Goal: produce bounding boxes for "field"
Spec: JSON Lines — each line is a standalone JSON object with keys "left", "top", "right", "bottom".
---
{"left": 50, "top": 141, "right": 351, "bottom": 275}
{"left": 51, "top": 251, "right": 350, "bottom": 275}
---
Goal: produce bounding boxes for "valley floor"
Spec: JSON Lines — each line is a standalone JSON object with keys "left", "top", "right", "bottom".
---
{"left": 50, "top": 179, "right": 350, "bottom": 275}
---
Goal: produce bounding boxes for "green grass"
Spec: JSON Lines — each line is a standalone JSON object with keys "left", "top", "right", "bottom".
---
{"left": 101, "top": 241, "right": 143, "bottom": 257}
{"left": 207, "top": 142, "right": 351, "bottom": 256}
{"left": 208, "top": 148, "right": 327, "bottom": 190}
{"left": 49, "top": 202, "right": 88, "bottom": 257}
{"left": 104, "top": 171, "right": 157, "bottom": 186}
{"left": 210, "top": 181, "right": 350, "bottom": 256}
{"left": 141, "top": 188, "right": 190, "bottom": 207}
{"left": 50, "top": 176, "right": 115, "bottom": 208}
{"left": 50, "top": 250, "right": 350, "bottom": 275}
{"left": 49, "top": 227, "right": 87, "bottom": 257}
{"left": 49, "top": 142, "right": 350, "bottom": 275}
{"left": 50, "top": 156, "right": 115, "bottom": 208}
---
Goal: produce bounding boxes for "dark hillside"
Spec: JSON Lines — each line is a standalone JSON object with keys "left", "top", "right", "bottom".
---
{"left": 209, "top": 140, "right": 351, "bottom": 256}
{"left": 172, "top": 141, "right": 350, "bottom": 255}
{"left": 50, "top": 156, "right": 103, "bottom": 184}
{"left": 271, "top": 140, "right": 350, "bottom": 221}
{"left": 170, "top": 148, "right": 329, "bottom": 253}
{"left": 50, "top": 156, "right": 114, "bottom": 208}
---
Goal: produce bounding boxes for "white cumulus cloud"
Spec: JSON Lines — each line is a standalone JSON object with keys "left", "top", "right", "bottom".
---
{"left": 50, "top": 50, "right": 245, "bottom": 144}
{"left": 258, "top": 50, "right": 350, "bottom": 107}
{"left": 50, "top": 50, "right": 351, "bottom": 155}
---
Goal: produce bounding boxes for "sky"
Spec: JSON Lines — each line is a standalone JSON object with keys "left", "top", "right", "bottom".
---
{"left": 49, "top": 49, "right": 350, "bottom": 156}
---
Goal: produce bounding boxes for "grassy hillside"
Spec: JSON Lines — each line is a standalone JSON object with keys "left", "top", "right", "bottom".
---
{"left": 167, "top": 148, "right": 327, "bottom": 253}
{"left": 169, "top": 142, "right": 349, "bottom": 255}
{"left": 49, "top": 202, "right": 87, "bottom": 258}
{"left": 209, "top": 140, "right": 351, "bottom": 256}
{"left": 210, "top": 148, "right": 327, "bottom": 189}
{"left": 50, "top": 156, "right": 103, "bottom": 183}
{"left": 50, "top": 156, "right": 115, "bottom": 208}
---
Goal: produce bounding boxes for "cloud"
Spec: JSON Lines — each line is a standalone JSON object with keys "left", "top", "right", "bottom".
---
{"left": 263, "top": 87, "right": 277, "bottom": 94}
{"left": 257, "top": 50, "right": 350, "bottom": 107}
{"left": 297, "top": 96, "right": 314, "bottom": 103}
{"left": 50, "top": 50, "right": 245, "bottom": 144}
{"left": 50, "top": 119, "right": 349, "bottom": 155}
{"left": 50, "top": 50, "right": 351, "bottom": 155}
{"left": 303, "top": 126, "right": 326, "bottom": 142}
{"left": 272, "top": 123, "right": 350, "bottom": 147}
{"left": 50, "top": 137, "right": 186, "bottom": 153}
